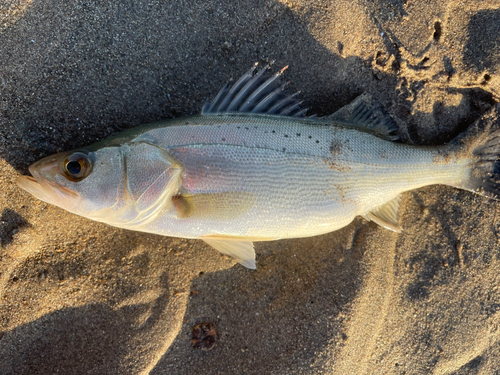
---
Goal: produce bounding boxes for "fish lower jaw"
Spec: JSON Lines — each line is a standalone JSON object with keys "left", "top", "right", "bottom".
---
{"left": 17, "top": 175, "right": 56, "bottom": 205}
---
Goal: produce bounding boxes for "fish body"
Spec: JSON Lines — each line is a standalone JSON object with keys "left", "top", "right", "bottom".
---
{"left": 85, "top": 114, "right": 466, "bottom": 239}
{"left": 17, "top": 67, "right": 500, "bottom": 268}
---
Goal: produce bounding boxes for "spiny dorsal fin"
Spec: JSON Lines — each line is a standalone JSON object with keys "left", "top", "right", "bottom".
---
{"left": 202, "top": 237, "right": 256, "bottom": 269}
{"left": 202, "top": 65, "right": 308, "bottom": 117}
{"left": 328, "top": 93, "right": 400, "bottom": 141}
{"left": 362, "top": 195, "right": 402, "bottom": 232}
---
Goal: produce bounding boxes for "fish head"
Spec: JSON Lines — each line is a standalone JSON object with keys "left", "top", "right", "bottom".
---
{"left": 17, "top": 147, "right": 128, "bottom": 221}
{"left": 17, "top": 142, "right": 183, "bottom": 228}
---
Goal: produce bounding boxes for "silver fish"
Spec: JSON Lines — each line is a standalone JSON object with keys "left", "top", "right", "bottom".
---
{"left": 17, "top": 66, "right": 500, "bottom": 268}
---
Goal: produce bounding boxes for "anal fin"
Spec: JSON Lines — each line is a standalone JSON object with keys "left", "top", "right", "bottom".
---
{"left": 362, "top": 195, "right": 402, "bottom": 232}
{"left": 202, "top": 237, "right": 256, "bottom": 269}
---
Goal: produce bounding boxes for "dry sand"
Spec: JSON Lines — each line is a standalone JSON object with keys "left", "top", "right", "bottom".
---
{"left": 1, "top": 0, "right": 500, "bottom": 374}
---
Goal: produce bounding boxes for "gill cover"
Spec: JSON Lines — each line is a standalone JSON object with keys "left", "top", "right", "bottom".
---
{"left": 120, "top": 141, "right": 183, "bottom": 227}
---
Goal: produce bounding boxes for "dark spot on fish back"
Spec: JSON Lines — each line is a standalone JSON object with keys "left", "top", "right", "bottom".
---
{"left": 329, "top": 139, "right": 343, "bottom": 156}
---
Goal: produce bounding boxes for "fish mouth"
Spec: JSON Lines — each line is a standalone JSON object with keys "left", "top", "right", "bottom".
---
{"left": 17, "top": 174, "right": 80, "bottom": 206}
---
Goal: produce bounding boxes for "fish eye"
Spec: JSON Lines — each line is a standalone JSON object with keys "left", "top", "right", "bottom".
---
{"left": 62, "top": 152, "right": 92, "bottom": 181}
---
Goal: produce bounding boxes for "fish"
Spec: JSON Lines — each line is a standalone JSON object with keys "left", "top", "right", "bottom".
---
{"left": 17, "top": 65, "right": 500, "bottom": 269}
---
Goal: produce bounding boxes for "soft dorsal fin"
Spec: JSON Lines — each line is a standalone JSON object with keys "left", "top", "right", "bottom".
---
{"left": 202, "top": 65, "right": 308, "bottom": 117}
{"left": 328, "top": 93, "right": 400, "bottom": 141}
{"left": 362, "top": 195, "right": 402, "bottom": 232}
{"left": 201, "top": 236, "right": 257, "bottom": 269}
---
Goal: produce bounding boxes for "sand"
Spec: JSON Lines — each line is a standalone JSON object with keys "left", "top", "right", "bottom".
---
{"left": 1, "top": 0, "right": 500, "bottom": 374}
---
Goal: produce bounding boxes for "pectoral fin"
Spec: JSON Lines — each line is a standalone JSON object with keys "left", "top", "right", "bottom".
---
{"left": 201, "top": 237, "right": 256, "bottom": 269}
{"left": 362, "top": 195, "right": 402, "bottom": 232}
{"left": 173, "top": 191, "right": 256, "bottom": 220}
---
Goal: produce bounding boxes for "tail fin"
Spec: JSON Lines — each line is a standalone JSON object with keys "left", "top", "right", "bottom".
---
{"left": 453, "top": 104, "right": 500, "bottom": 200}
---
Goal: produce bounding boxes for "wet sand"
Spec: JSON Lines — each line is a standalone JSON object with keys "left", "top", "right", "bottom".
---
{"left": 1, "top": 0, "right": 500, "bottom": 374}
